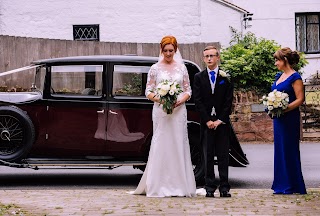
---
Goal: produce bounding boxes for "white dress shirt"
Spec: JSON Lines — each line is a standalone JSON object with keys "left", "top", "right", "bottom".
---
{"left": 207, "top": 66, "right": 224, "bottom": 125}
{"left": 207, "top": 66, "right": 218, "bottom": 94}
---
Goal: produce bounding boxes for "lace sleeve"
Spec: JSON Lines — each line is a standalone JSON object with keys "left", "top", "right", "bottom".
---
{"left": 145, "top": 65, "right": 157, "bottom": 97}
{"left": 182, "top": 65, "right": 192, "bottom": 97}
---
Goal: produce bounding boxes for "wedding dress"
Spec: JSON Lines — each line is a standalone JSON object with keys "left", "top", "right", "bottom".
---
{"left": 130, "top": 61, "right": 196, "bottom": 197}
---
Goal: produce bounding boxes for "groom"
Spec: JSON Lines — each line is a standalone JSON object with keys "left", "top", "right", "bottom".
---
{"left": 193, "top": 46, "right": 233, "bottom": 198}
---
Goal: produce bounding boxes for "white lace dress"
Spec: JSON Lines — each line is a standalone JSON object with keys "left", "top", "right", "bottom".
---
{"left": 130, "top": 62, "right": 196, "bottom": 197}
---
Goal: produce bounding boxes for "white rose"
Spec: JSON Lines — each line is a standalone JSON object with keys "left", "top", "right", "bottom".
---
{"left": 268, "top": 91, "right": 275, "bottom": 97}
{"left": 276, "top": 96, "right": 282, "bottom": 102}
{"left": 170, "top": 84, "right": 177, "bottom": 92}
{"left": 275, "top": 91, "right": 282, "bottom": 98}
{"left": 267, "top": 100, "right": 274, "bottom": 106}
{"left": 268, "top": 95, "right": 275, "bottom": 102}
{"left": 158, "top": 89, "right": 167, "bottom": 96}
{"left": 268, "top": 106, "right": 274, "bottom": 111}
{"left": 161, "top": 84, "right": 170, "bottom": 91}
{"left": 219, "top": 70, "right": 228, "bottom": 77}
{"left": 281, "top": 93, "right": 288, "bottom": 100}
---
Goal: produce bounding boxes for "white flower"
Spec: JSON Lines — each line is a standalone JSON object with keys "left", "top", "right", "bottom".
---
{"left": 268, "top": 94, "right": 275, "bottom": 102}
{"left": 158, "top": 89, "right": 167, "bottom": 96}
{"left": 261, "top": 89, "right": 289, "bottom": 118}
{"left": 169, "top": 90, "right": 175, "bottom": 95}
{"left": 156, "top": 83, "right": 163, "bottom": 89}
{"left": 161, "top": 84, "right": 170, "bottom": 91}
{"left": 273, "top": 101, "right": 280, "bottom": 108}
{"left": 275, "top": 91, "right": 282, "bottom": 98}
{"left": 170, "top": 84, "right": 177, "bottom": 92}
{"left": 219, "top": 70, "right": 228, "bottom": 77}
{"left": 268, "top": 105, "right": 274, "bottom": 111}
{"left": 155, "top": 80, "right": 183, "bottom": 114}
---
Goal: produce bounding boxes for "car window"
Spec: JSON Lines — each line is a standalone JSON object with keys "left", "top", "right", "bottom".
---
{"left": 112, "top": 65, "right": 150, "bottom": 97}
{"left": 34, "top": 66, "right": 46, "bottom": 92}
{"left": 0, "top": 65, "right": 44, "bottom": 93}
{"left": 51, "top": 65, "right": 103, "bottom": 96}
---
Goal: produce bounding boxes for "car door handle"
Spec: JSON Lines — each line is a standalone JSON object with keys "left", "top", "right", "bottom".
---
{"left": 109, "top": 110, "right": 118, "bottom": 115}
{"left": 97, "top": 110, "right": 105, "bottom": 114}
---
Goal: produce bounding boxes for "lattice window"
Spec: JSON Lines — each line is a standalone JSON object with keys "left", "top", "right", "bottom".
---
{"left": 296, "top": 13, "right": 320, "bottom": 54}
{"left": 73, "top": 25, "right": 100, "bottom": 41}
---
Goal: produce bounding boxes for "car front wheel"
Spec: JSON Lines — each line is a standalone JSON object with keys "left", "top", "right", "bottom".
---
{"left": 0, "top": 106, "right": 35, "bottom": 162}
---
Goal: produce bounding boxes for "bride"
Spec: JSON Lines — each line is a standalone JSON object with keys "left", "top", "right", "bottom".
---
{"left": 130, "top": 35, "right": 196, "bottom": 197}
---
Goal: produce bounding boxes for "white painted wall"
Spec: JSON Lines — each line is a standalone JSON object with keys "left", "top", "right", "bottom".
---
{"left": 0, "top": 0, "right": 245, "bottom": 47}
{"left": 200, "top": 0, "right": 244, "bottom": 49}
{"left": 231, "top": 0, "right": 320, "bottom": 79}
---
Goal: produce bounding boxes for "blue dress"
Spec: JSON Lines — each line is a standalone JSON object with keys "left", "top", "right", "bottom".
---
{"left": 271, "top": 72, "right": 307, "bottom": 194}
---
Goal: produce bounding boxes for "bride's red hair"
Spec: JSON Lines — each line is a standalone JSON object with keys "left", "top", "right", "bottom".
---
{"left": 160, "top": 36, "right": 178, "bottom": 52}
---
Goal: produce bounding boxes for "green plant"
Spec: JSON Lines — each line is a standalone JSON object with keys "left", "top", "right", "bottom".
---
{"left": 220, "top": 27, "right": 308, "bottom": 94}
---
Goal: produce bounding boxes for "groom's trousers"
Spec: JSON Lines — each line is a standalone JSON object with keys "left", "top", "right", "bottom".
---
{"left": 203, "top": 123, "right": 231, "bottom": 193}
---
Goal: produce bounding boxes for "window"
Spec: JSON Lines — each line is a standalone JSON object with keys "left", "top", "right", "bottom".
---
{"left": 112, "top": 65, "right": 150, "bottom": 97}
{"left": 73, "top": 25, "right": 100, "bottom": 41}
{"left": 51, "top": 65, "right": 103, "bottom": 96}
{"left": 296, "top": 13, "right": 320, "bottom": 53}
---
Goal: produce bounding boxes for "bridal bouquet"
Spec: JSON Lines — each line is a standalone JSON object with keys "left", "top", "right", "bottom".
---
{"left": 261, "top": 89, "right": 289, "bottom": 118}
{"left": 155, "top": 80, "right": 183, "bottom": 114}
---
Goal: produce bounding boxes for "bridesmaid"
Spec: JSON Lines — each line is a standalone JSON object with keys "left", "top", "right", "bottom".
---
{"left": 271, "top": 47, "right": 307, "bottom": 194}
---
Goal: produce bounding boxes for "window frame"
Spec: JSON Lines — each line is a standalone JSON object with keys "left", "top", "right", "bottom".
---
{"left": 73, "top": 24, "right": 100, "bottom": 41}
{"left": 49, "top": 64, "right": 104, "bottom": 99}
{"left": 295, "top": 12, "right": 320, "bottom": 54}
{"left": 111, "top": 64, "right": 150, "bottom": 98}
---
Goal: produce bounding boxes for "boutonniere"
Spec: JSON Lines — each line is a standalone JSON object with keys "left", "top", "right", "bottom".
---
{"left": 219, "top": 70, "right": 231, "bottom": 81}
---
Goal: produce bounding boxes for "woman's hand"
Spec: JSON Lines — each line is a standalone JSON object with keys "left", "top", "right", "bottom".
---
{"left": 174, "top": 93, "right": 190, "bottom": 108}
{"left": 174, "top": 100, "right": 183, "bottom": 108}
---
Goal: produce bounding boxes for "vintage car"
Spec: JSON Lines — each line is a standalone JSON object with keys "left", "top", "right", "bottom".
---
{"left": 0, "top": 55, "right": 248, "bottom": 183}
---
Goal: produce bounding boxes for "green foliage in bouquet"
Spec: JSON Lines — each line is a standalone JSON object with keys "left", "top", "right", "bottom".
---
{"left": 220, "top": 27, "right": 308, "bottom": 94}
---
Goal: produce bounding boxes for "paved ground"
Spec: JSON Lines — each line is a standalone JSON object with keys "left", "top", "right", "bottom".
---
{"left": 0, "top": 188, "right": 319, "bottom": 215}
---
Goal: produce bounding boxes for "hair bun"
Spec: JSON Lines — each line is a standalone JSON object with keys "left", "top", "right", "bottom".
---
{"left": 289, "top": 51, "right": 300, "bottom": 65}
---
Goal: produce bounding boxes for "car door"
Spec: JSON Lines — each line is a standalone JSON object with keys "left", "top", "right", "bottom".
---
{"left": 44, "top": 64, "right": 107, "bottom": 157}
{"left": 106, "top": 62, "right": 153, "bottom": 157}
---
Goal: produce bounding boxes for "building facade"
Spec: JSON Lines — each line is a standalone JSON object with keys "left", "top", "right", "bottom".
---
{"left": 232, "top": 0, "right": 320, "bottom": 79}
{"left": 0, "top": 0, "right": 248, "bottom": 47}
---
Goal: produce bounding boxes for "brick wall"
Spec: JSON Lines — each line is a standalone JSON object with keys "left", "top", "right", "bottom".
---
{"left": 232, "top": 91, "right": 274, "bottom": 142}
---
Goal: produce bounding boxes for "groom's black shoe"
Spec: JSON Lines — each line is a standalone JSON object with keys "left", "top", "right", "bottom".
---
{"left": 220, "top": 191, "right": 231, "bottom": 198}
{"left": 205, "top": 192, "right": 215, "bottom": 198}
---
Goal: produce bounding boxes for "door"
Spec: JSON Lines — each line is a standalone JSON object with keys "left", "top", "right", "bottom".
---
{"left": 45, "top": 64, "right": 107, "bottom": 157}
{"left": 106, "top": 63, "right": 153, "bottom": 157}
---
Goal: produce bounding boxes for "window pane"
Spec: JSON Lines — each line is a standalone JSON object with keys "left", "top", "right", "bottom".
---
{"left": 307, "top": 24, "right": 320, "bottom": 52}
{"left": 307, "top": 15, "right": 319, "bottom": 23}
{"left": 51, "top": 65, "right": 103, "bottom": 96}
{"left": 296, "top": 15, "right": 307, "bottom": 51}
{"left": 112, "top": 65, "right": 150, "bottom": 97}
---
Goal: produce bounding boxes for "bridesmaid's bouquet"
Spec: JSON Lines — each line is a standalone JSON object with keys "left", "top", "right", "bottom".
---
{"left": 261, "top": 89, "right": 289, "bottom": 118}
{"left": 155, "top": 80, "right": 183, "bottom": 114}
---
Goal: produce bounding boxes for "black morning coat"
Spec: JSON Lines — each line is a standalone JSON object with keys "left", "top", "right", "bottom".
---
{"left": 193, "top": 68, "right": 234, "bottom": 125}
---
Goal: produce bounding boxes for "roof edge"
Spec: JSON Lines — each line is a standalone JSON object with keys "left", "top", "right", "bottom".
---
{"left": 213, "top": 0, "right": 250, "bottom": 14}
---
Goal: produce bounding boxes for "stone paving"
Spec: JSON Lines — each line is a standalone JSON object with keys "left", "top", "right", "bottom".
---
{"left": 0, "top": 188, "right": 319, "bottom": 216}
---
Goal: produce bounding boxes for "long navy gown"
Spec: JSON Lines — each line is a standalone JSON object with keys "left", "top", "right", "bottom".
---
{"left": 271, "top": 72, "right": 307, "bottom": 194}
